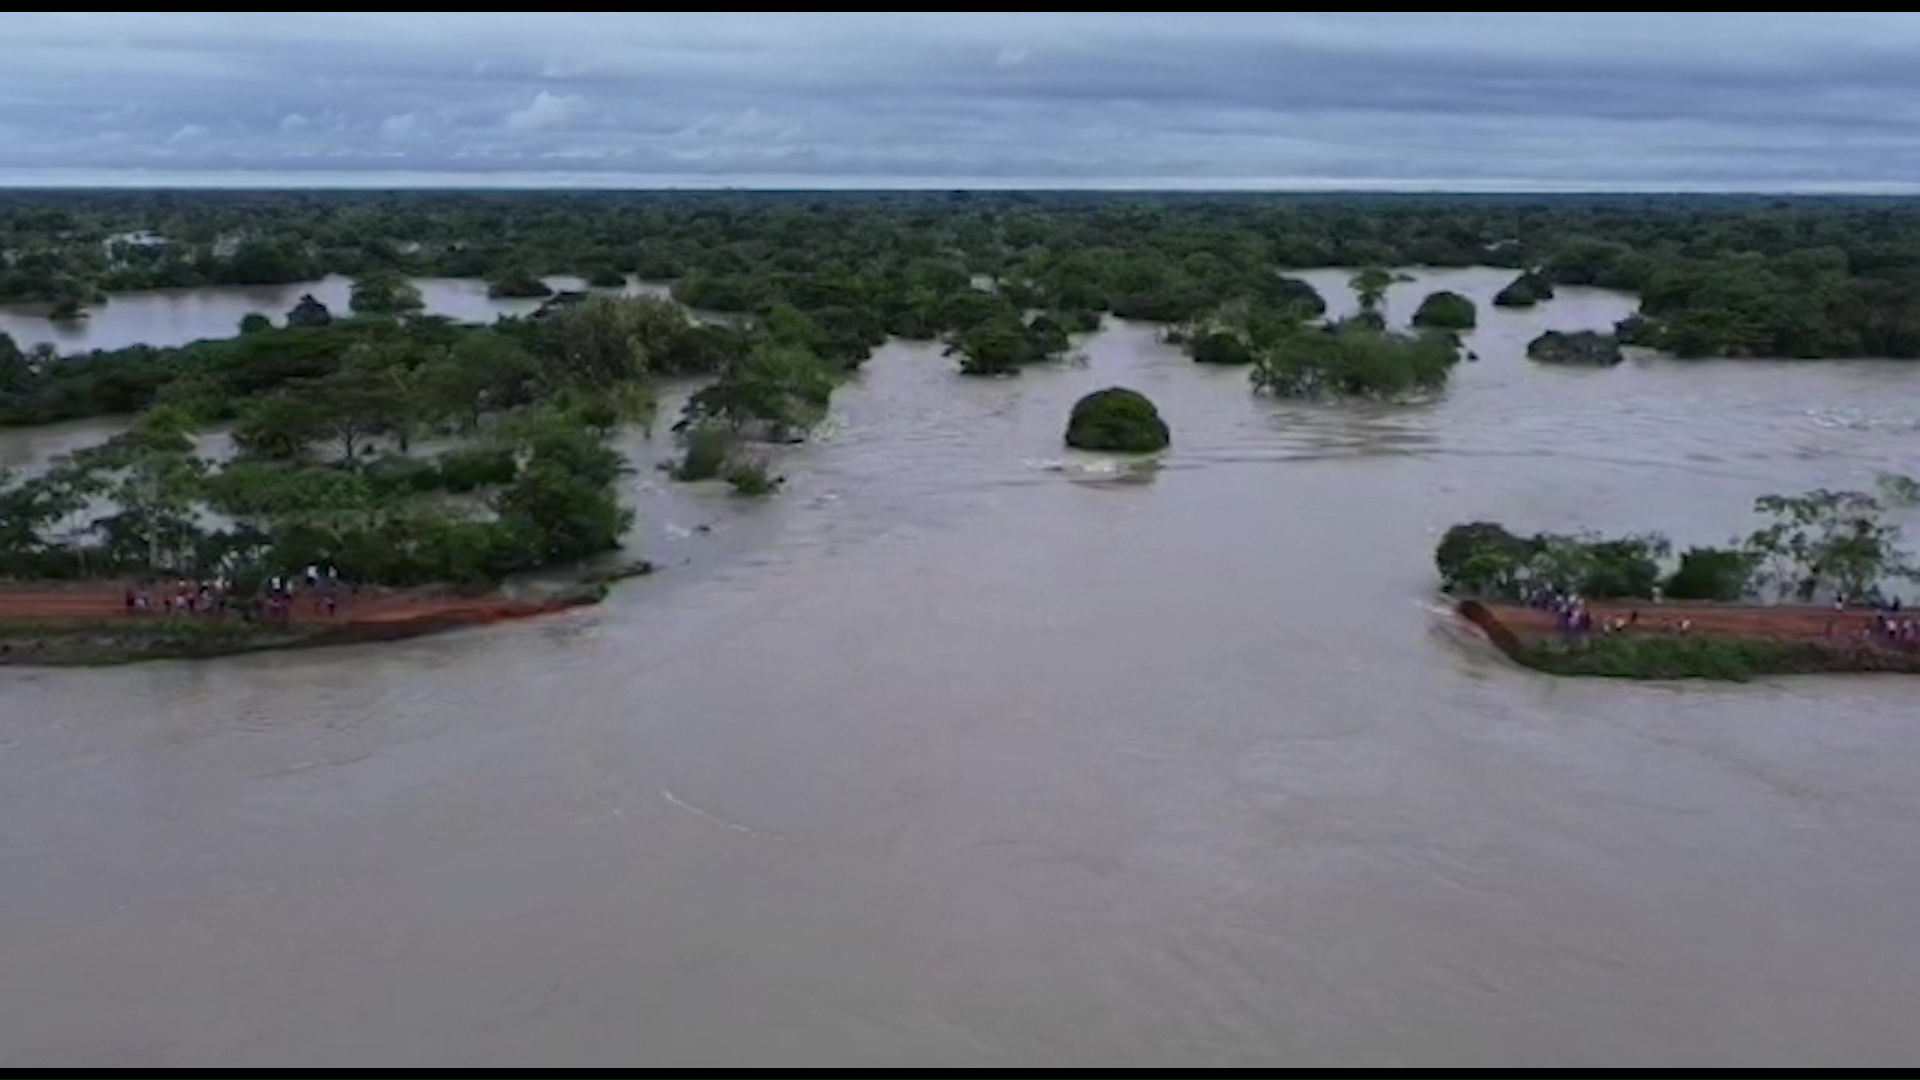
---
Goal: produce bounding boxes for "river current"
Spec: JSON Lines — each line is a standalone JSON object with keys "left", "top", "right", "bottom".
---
{"left": 4, "top": 267, "right": 1920, "bottom": 1065}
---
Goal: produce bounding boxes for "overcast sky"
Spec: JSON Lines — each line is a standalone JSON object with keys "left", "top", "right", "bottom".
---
{"left": 4, "top": 11, "right": 1919, "bottom": 191}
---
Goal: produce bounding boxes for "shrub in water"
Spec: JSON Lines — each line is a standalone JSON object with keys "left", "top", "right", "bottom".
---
{"left": 1064, "top": 387, "right": 1170, "bottom": 452}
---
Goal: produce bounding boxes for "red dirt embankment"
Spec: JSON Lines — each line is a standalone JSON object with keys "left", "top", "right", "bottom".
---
{"left": 0, "top": 582, "right": 591, "bottom": 631}
{"left": 1475, "top": 601, "right": 1886, "bottom": 643}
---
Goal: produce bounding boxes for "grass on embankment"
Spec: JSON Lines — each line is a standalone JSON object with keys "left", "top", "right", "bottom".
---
{"left": 0, "top": 617, "right": 309, "bottom": 666}
{"left": 1510, "top": 633, "right": 1920, "bottom": 682}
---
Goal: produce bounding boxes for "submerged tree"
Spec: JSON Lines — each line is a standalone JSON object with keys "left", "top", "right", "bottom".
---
{"left": 285, "top": 293, "right": 333, "bottom": 327}
{"left": 1064, "top": 387, "right": 1170, "bottom": 452}
{"left": 1493, "top": 270, "right": 1555, "bottom": 308}
{"left": 486, "top": 268, "right": 554, "bottom": 299}
{"left": 1250, "top": 324, "right": 1460, "bottom": 400}
{"left": 1411, "top": 290, "right": 1477, "bottom": 330}
{"left": 1351, "top": 267, "right": 1394, "bottom": 315}
{"left": 349, "top": 271, "right": 424, "bottom": 315}
{"left": 680, "top": 343, "right": 836, "bottom": 442}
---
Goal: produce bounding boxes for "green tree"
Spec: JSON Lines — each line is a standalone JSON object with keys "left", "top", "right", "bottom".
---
{"left": 424, "top": 333, "right": 538, "bottom": 430}
{"left": 495, "top": 462, "right": 630, "bottom": 563}
{"left": 286, "top": 293, "right": 332, "bottom": 327}
{"left": 530, "top": 294, "right": 666, "bottom": 386}
{"left": 232, "top": 393, "right": 330, "bottom": 461}
{"left": 1351, "top": 267, "right": 1393, "bottom": 314}
{"left": 1493, "top": 270, "right": 1555, "bottom": 307}
{"left": 1250, "top": 324, "right": 1460, "bottom": 400}
{"left": 94, "top": 405, "right": 210, "bottom": 573}
{"left": 947, "top": 314, "right": 1031, "bottom": 376}
{"left": 1665, "top": 546, "right": 1756, "bottom": 601}
{"left": 681, "top": 343, "right": 836, "bottom": 441}
{"left": 1435, "top": 522, "right": 1537, "bottom": 597}
{"left": 1064, "top": 387, "right": 1170, "bottom": 452}
{"left": 487, "top": 268, "right": 554, "bottom": 299}
{"left": 1745, "top": 489, "right": 1916, "bottom": 601}
{"left": 349, "top": 271, "right": 424, "bottom": 315}
{"left": 221, "top": 239, "right": 314, "bottom": 285}
{"left": 0, "top": 331, "right": 29, "bottom": 396}
{"left": 1411, "top": 290, "right": 1477, "bottom": 330}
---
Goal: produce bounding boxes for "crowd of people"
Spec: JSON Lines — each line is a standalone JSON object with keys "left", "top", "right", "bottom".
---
{"left": 122, "top": 565, "right": 353, "bottom": 623}
{"left": 1868, "top": 607, "right": 1920, "bottom": 648}
{"left": 1528, "top": 591, "right": 1664, "bottom": 639}
{"left": 1525, "top": 588, "right": 1916, "bottom": 649}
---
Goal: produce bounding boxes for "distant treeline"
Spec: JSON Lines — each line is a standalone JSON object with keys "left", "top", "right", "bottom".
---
{"left": 7, "top": 190, "right": 1920, "bottom": 358}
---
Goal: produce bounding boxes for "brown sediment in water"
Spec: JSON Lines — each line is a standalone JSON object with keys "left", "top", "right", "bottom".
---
{"left": 0, "top": 582, "right": 605, "bottom": 666}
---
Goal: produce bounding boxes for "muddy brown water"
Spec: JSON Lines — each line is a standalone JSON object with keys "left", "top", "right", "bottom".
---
{"left": 4, "top": 268, "right": 1920, "bottom": 1066}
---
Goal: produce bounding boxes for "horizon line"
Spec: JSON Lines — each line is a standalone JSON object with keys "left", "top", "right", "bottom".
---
{"left": 2, "top": 169, "right": 1920, "bottom": 197}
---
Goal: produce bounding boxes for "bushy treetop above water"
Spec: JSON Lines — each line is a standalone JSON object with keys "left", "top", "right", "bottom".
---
{"left": 1493, "top": 270, "right": 1555, "bottom": 307}
{"left": 1065, "top": 387, "right": 1170, "bottom": 453}
{"left": 1527, "top": 330, "right": 1623, "bottom": 366}
{"left": 1412, "top": 290, "right": 1477, "bottom": 330}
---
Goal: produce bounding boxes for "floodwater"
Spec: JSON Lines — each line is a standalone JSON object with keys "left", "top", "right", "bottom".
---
{"left": 5, "top": 267, "right": 1920, "bottom": 1066}
{"left": 0, "top": 275, "right": 672, "bottom": 353}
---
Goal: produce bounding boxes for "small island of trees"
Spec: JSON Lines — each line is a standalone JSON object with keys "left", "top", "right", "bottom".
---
{"left": 286, "top": 293, "right": 333, "bottom": 328}
{"left": 1178, "top": 274, "right": 1462, "bottom": 400}
{"left": 1412, "top": 290, "right": 1477, "bottom": 330}
{"left": 1249, "top": 321, "right": 1461, "bottom": 400}
{"left": 349, "top": 271, "right": 424, "bottom": 315}
{"left": 1065, "top": 387, "right": 1170, "bottom": 452}
{"left": 1493, "top": 270, "right": 1555, "bottom": 307}
{"left": 486, "top": 269, "right": 555, "bottom": 299}
{"left": 1527, "top": 330, "right": 1623, "bottom": 366}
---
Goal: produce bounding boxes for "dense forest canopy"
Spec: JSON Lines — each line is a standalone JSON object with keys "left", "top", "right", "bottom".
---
{"left": 6, "top": 190, "right": 1920, "bottom": 359}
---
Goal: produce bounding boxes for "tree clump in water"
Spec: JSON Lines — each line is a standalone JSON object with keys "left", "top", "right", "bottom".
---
{"left": 1249, "top": 321, "right": 1461, "bottom": 400}
{"left": 285, "top": 293, "right": 332, "bottom": 328}
{"left": 1527, "top": 330, "right": 1623, "bottom": 366}
{"left": 946, "top": 307, "right": 1075, "bottom": 376}
{"left": 1064, "top": 387, "right": 1170, "bottom": 452}
{"left": 1493, "top": 270, "right": 1555, "bottom": 307}
{"left": 1412, "top": 290, "right": 1477, "bottom": 330}
{"left": 486, "top": 269, "right": 555, "bottom": 299}
{"left": 348, "top": 271, "right": 424, "bottom": 315}
{"left": 724, "top": 455, "right": 782, "bottom": 497}
{"left": 1189, "top": 330, "right": 1254, "bottom": 365}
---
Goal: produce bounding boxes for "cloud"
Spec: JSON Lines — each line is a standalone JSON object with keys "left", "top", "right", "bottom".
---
{"left": 503, "top": 90, "right": 580, "bottom": 133}
{"left": 677, "top": 107, "right": 797, "bottom": 142}
{"left": 378, "top": 112, "right": 418, "bottom": 140}
{"left": 3, "top": 13, "right": 1920, "bottom": 187}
